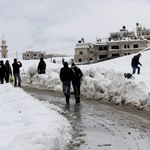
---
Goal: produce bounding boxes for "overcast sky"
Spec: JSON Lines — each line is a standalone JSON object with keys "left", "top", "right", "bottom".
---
{"left": 1, "top": 0, "right": 150, "bottom": 57}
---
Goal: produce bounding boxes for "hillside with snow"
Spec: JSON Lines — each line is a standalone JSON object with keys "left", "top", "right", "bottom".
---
{"left": 16, "top": 50, "right": 149, "bottom": 112}
{"left": 0, "top": 50, "right": 149, "bottom": 150}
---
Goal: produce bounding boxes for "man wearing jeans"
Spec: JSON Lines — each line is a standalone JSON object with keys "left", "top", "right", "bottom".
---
{"left": 131, "top": 53, "right": 142, "bottom": 74}
{"left": 60, "top": 62, "right": 73, "bottom": 104}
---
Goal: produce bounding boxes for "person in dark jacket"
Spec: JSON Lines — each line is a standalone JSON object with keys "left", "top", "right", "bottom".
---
{"left": 12, "top": 58, "right": 22, "bottom": 87}
{"left": 131, "top": 53, "right": 142, "bottom": 74}
{"left": 0, "top": 60, "right": 6, "bottom": 84}
{"left": 60, "top": 62, "right": 73, "bottom": 104}
{"left": 5, "top": 60, "right": 12, "bottom": 83}
{"left": 71, "top": 63, "right": 83, "bottom": 103}
{"left": 37, "top": 57, "right": 46, "bottom": 74}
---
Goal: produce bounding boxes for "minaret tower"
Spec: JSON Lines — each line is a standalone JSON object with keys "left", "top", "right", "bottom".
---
{"left": 1, "top": 36, "right": 8, "bottom": 58}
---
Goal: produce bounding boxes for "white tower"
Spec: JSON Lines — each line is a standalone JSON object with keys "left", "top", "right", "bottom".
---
{"left": 1, "top": 38, "right": 8, "bottom": 58}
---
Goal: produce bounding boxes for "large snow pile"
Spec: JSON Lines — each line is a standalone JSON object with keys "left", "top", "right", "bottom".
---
{"left": 21, "top": 51, "right": 150, "bottom": 111}
{"left": 0, "top": 84, "right": 72, "bottom": 150}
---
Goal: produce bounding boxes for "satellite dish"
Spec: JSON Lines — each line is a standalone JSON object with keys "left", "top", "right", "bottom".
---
{"left": 123, "top": 26, "right": 126, "bottom": 30}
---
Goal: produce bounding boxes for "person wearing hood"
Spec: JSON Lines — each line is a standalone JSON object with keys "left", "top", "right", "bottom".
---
{"left": 59, "top": 62, "right": 73, "bottom": 104}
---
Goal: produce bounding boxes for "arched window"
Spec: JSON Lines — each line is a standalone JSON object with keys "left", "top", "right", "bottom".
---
{"left": 79, "top": 59, "right": 82, "bottom": 62}
{"left": 90, "top": 58, "right": 93, "bottom": 61}
{"left": 79, "top": 51, "right": 83, "bottom": 55}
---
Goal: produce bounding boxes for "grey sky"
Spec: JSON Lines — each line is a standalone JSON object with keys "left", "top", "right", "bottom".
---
{"left": 0, "top": 0, "right": 150, "bottom": 57}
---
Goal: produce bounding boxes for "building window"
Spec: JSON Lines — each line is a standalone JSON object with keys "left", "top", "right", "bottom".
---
{"left": 79, "top": 51, "right": 83, "bottom": 55}
{"left": 111, "top": 45, "right": 119, "bottom": 49}
{"left": 133, "top": 44, "right": 138, "bottom": 48}
{"left": 34, "top": 54, "right": 37, "bottom": 56}
{"left": 124, "top": 45, "right": 130, "bottom": 49}
{"left": 103, "top": 46, "right": 108, "bottom": 50}
{"left": 112, "top": 54, "right": 119, "bottom": 57}
{"left": 99, "top": 55, "right": 108, "bottom": 59}
{"left": 99, "top": 46, "right": 108, "bottom": 51}
{"left": 89, "top": 51, "right": 93, "bottom": 54}
{"left": 90, "top": 58, "right": 93, "bottom": 61}
{"left": 99, "top": 47, "right": 103, "bottom": 51}
{"left": 79, "top": 59, "right": 82, "bottom": 62}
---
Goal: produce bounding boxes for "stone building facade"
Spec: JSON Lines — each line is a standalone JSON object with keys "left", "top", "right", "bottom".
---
{"left": 22, "top": 51, "right": 45, "bottom": 60}
{"left": 74, "top": 24, "right": 150, "bottom": 63}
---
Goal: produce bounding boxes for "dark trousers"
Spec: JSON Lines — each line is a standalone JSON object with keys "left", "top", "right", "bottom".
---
{"left": 39, "top": 70, "right": 45, "bottom": 74}
{"left": 0, "top": 76, "right": 5, "bottom": 84}
{"left": 132, "top": 65, "right": 140, "bottom": 74}
{"left": 14, "top": 73, "right": 21, "bottom": 87}
{"left": 72, "top": 81, "right": 81, "bottom": 100}
{"left": 5, "top": 73, "right": 10, "bottom": 83}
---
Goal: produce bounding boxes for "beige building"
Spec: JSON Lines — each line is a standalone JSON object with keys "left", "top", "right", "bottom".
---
{"left": 22, "top": 51, "right": 45, "bottom": 60}
{"left": 136, "top": 23, "right": 150, "bottom": 40}
{"left": 74, "top": 24, "right": 150, "bottom": 63}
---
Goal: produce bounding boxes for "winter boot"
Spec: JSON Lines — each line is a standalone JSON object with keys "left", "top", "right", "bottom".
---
{"left": 76, "top": 97, "right": 80, "bottom": 103}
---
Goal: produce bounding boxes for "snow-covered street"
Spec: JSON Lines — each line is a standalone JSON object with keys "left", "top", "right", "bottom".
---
{"left": 23, "top": 87, "right": 150, "bottom": 150}
{"left": 1, "top": 50, "right": 150, "bottom": 149}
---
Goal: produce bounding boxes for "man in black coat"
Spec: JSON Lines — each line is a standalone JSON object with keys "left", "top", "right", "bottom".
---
{"left": 37, "top": 57, "right": 46, "bottom": 74}
{"left": 131, "top": 53, "right": 142, "bottom": 74}
{"left": 0, "top": 60, "right": 6, "bottom": 84}
{"left": 5, "top": 60, "right": 12, "bottom": 83}
{"left": 60, "top": 62, "right": 73, "bottom": 104}
{"left": 12, "top": 58, "right": 22, "bottom": 87}
{"left": 71, "top": 63, "right": 83, "bottom": 103}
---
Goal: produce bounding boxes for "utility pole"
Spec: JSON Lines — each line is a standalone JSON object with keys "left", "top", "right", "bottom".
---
{"left": 16, "top": 51, "right": 18, "bottom": 59}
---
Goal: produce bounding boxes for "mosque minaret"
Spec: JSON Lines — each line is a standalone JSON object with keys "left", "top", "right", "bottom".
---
{"left": 1, "top": 37, "right": 8, "bottom": 58}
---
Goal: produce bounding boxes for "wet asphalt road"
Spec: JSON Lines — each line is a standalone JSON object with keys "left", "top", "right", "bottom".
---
{"left": 23, "top": 87, "right": 150, "bottom": 150}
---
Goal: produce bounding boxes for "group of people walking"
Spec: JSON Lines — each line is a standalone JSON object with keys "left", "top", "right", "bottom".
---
{"left": 0, "top": 54, "right": 141, "bottom": 104}
{"left": 0, "top": 58, "right": 22, "bottom": 87}
{"left": 60, "top": 61, "right": 83, "bottom": 104}
{"left": 58, "top": 53, "right": 142, "bottom": 104}
{"left": 37, "top": 57, "right": 83, "bottom": 104}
